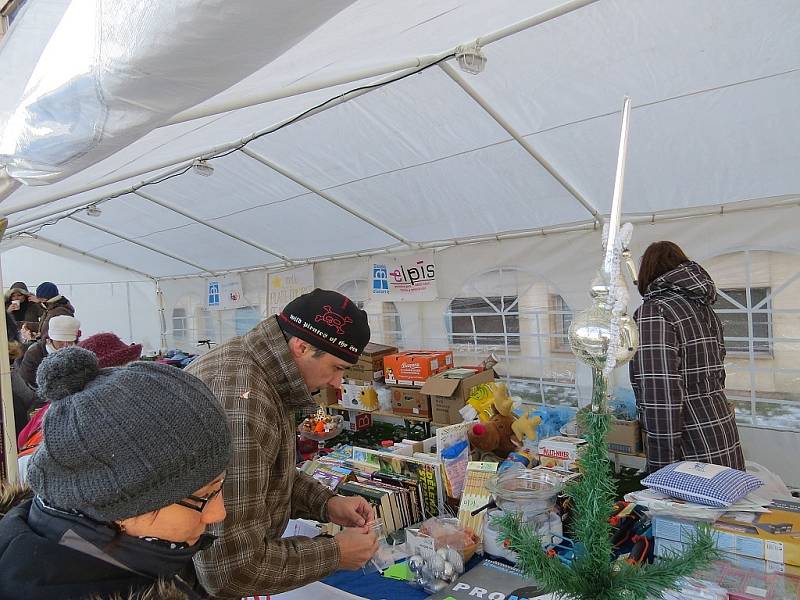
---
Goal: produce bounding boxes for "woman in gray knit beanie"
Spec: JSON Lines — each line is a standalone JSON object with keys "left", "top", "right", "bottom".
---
{"left": 0, "top": 346, "right": 232, "bottom": 600}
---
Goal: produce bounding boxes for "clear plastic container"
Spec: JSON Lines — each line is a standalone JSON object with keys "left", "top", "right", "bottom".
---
{"left": 484, "top": 467, "right": 562, "bottom": 516}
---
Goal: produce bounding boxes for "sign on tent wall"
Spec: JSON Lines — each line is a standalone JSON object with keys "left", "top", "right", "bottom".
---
{"left": 369, "top": 252, "right": 438, "bottom": 302}
{"left": 267, "top": 265, "right": 315, "bottom": 316}
{"left": 207, "top": 274, "right": 245, "bottom": 311}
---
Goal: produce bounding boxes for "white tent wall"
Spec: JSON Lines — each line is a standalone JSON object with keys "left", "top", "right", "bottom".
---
{"left": 154, "top": 204, "right": 800, "bottom": 484}
{"left": 1, "top": 244, "right": 161, "bottom": 353}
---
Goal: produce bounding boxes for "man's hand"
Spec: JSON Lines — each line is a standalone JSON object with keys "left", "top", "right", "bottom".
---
{"left": 334, "top": 527, "right": 379, "bottom": 570}
{"left": 326, "top": 495, "right": 374, "bottom": 527}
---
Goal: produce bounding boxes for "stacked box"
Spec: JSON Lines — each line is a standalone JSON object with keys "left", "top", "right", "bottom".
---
{"left": 344, "top": 342, "right": 397, "bottom": 383}
{"left": 384, "top": 350, "right": 454, "bottom": 387}
{"left": 421, "top": 368, "right": 494, "bottom": 425}
{"left": 341, "top": 382, "right": 380, "bottom": 411}
{"left": 391, "top": 386, "right": 431, "bottom": 418}
{"left": 653, "top": 501, "right": 800, "bottom": 569}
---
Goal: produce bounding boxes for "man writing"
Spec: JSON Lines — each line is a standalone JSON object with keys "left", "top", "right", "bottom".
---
{"left": 188, "top": 289, "right": 378, "bottom": 598}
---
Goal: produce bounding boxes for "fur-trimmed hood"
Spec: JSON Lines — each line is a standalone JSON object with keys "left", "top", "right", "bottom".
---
{"left": 0, "top": 485, "right": 207, "bottom": 600}
{"left": 0, "top": 482, "right": 32, "bottom": 518}
{"left": 90, "top": 579, "right": 195, "bottom": 600}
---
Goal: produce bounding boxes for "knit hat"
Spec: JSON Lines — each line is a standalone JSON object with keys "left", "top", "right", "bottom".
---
{"left": 277, "top": 288, "right": 370, "bottom": 364}
{"left": 79, "top": 332, "right": 143, "bottom": 368}
{"left": 35, "top": 281, "right": 59, "bottom": 300}
{"left": 47, "top": 315, "right": 81, "bottom": 342}
{"left": 4, "top": 282, "right": 29, "bottom": 300}
{"left": 28, "top": 347, "right": 231, "bottom": 522}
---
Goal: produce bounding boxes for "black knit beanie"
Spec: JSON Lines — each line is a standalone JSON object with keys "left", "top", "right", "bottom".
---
{"left": 277, "top": 288, "right": 370, "bottom": 364}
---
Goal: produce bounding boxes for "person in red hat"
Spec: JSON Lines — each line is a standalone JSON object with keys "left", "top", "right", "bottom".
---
{"left": 17, "top": 332, "right": 143, "bottom": 482}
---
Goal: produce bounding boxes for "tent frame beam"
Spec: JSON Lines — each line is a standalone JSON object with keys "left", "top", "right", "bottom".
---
{"left": 4, "top": 65, "right": 421, "bottom": 235}
{"left": 165, "top": 0, "right": 600, "bottom": 126}
{"left": 6, "top": 233, "right": 157, "bottom": 280}
{"left": 69, "top": 215, "right": 215, "bottom": 275}
{"left": 239, "top": 147, "right": 416, "bottom": 247}
{"left": 133, "top": 190, "right": 293, "bottom": 265}
{"left": 3, "top": 0, "right": 600, "bottom": 221}
{"left": 439, "top": 61, "right": 602, "bottom": 224}
{"left": 153, "top": 195, "right": 800, "bottom": 281}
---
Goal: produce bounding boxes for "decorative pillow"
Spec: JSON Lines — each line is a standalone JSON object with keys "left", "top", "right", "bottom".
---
{"left": 642, "top": 462, "right": 763, "bottom": 507}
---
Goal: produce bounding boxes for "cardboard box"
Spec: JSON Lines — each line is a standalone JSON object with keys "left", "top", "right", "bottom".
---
{"left": 343, "top": 365, "right": 383, "bottom": 385}
{"left": 384, "top": 350, "right": 454, "bottom": 387}
{"left": 346, "top": 411, "right": 373, "bottom": 431}
{"left": 537, "top": 436, "right": 587, "bottom": 471}
{"left": 391, "top": 386, "right": 431, "bottom": 418}
{"left": 312, "top": 385, "right": 340, "bottom": 406}
{"left": 654, "top": 538, "right": 800, "bottom": 576}
{"left": 422, "top": 368, "right": 495, "bottom": 425}
{"left": 606, "top": 419, "right": 642, "bottom": 454}
{"left": 355, "top": 342, "right": 397, "bottom": 372}
{"left": 341, "top": 382, "right": 380, "bottom": 411}
{"left": 654, "top": 501, "right": 800, "bottom": 567}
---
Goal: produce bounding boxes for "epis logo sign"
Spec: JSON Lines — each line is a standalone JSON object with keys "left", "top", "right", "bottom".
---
{"left": 390, "top": 259, "right": 435, "bottom": 286}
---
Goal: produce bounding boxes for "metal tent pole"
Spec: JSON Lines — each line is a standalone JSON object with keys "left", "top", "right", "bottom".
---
{"left": 0, "top": 218, "right": 19, "bottom": 482}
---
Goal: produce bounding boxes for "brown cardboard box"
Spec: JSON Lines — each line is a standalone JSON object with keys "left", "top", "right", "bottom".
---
{"left": 422, "top": 368, "right": 495, "bottom": 425}
{"left": 343, "top": 365, "right": 383, "bottom": 385}
{"left": 355, "top": 342, "right": 397, "bottom": 371}
{"left": 606, "top": 419, "right": 642, "bottom": 454}
{"left": 312, "top": 385, "right": 340, "bottom": 406}
{"left": 384, "top": 350, "right": 454, "bottom": 387}
{"left": 391, "top": 386, "right": 431, "bottom": 418}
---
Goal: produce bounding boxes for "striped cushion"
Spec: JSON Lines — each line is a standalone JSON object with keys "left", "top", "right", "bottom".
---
{"left": 642, "top": 461, "right": 763, "bottom": 507}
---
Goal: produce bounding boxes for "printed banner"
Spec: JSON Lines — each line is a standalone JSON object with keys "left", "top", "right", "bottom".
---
{"left": 207, "top": 274, "right": 245, "bottom": 310}
{"left": 370, "top": 252, "right": 437, "bottom": 301}
{"left": 267, "top": 265, "right": 315, "bottom": 315}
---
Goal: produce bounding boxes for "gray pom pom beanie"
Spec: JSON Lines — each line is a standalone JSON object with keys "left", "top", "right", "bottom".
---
{"left": 28, "top": 347, "right": 231, "bottom": 522}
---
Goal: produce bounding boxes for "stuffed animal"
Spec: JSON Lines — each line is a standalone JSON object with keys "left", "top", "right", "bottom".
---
{"left": 511, "top": 409, "right": 542, "bottom": 444}
{"left": 468, "top": 414, "right": 518, "bottom": 458}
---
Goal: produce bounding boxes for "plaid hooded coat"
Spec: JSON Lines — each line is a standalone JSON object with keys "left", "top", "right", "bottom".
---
{"left": 629, "top": 261, "right": 745, "bottom": 473}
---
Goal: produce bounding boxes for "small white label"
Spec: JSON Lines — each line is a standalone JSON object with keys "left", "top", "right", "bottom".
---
{"left": 673, "top": 462, "right": 728, "bottom": 479}
{"left": 745, "top": 586, "right": 768, "bottom": 598}
{"left": 431, "top": 359, "right": 439, "bottom": 370}
{"left": 765, "top": 540, "right": 784, "bottom": 563}
{"left": 413, "top": 407, "right": 419, "bottom": 414}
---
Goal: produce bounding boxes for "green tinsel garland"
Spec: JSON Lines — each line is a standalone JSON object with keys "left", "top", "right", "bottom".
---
{"left": 495, "top": 370, "right": 719, "bottom": 600}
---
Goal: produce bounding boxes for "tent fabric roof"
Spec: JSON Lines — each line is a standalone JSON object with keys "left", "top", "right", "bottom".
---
{"left": 3, "top": 0, "right": 800, "bottom": 278}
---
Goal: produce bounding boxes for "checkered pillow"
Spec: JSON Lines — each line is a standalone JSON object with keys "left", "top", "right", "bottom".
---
{"left": 642, "top": 461, "right": 763, "bottom": 507}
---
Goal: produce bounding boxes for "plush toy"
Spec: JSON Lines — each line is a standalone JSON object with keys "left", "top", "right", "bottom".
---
{"left": 511, "top": 409, "right": 542, "bottom": 444}
{"left": 468, "top": 414, "right": 518, "bottom": 458}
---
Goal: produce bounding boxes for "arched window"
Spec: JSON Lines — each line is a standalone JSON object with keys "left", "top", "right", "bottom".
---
{"left": 705, "top": 250, "right": 800, "bottom": 430}
{"left": 446, "top": 268, "right": 577, "bottom": 406}
{"left": 337, "top": 279, "right": 403, "bottom": 347}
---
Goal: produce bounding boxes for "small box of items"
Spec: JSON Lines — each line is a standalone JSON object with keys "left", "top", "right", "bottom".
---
{"left": 537, "top": 436, "right": 587, "bottom": 471}
{"left": 384, "top": 350, "right": 454, "bottom": 387}
{"left": 391, "top": 387, "right": 431, "bottom": 418}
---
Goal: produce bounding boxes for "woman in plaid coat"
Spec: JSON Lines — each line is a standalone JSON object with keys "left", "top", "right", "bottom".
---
{"left": 630, "top": 241, "right": 745, "bottom": 473}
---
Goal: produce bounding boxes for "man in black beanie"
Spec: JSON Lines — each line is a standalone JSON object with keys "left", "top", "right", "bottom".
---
{"left": 187, "top": 289, "right": 377, "bottom": 598}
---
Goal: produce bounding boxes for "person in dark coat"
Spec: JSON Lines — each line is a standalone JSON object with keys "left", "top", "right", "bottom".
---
{"left": 32, "top": 281, "right": 76, "bottom": 342}
{"left": 630, "top": 241, "right": 745, "bottom": 473}
{"left": 18, "top": 315, "right": 81, "bottom": 389}
{"left": 4, "top": 282, "right": 44, "bottom": 333}
{"left": 0, "top": 346, "right": 232, "bottom": 600}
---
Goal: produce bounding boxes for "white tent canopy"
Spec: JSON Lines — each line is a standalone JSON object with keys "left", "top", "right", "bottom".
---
{"left": 3, "top": 0, "right": 799, "bottom": 277}
{"left": 2, "top": 0, "right": 800, "bottom": 482}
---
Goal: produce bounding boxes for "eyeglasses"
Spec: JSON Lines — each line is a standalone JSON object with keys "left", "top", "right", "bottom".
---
{"left": 176, "top": 480, "right": 225, "bottom": 513}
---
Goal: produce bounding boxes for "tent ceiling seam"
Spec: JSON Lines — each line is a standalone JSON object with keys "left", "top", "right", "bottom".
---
{"left": 69, "top": 215, "right": 214, "bottom": 275}
{"left": 438, "top": 61, "right": 602, "bottom": 224}
{"left": 10, "top": 233, "right": 157, "bottom": 280}
{"left": 133, "top": 190, "right": 293, "bottom": 265}
{"left": 238, "top": 147, "right": 417, "bottom": 248}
